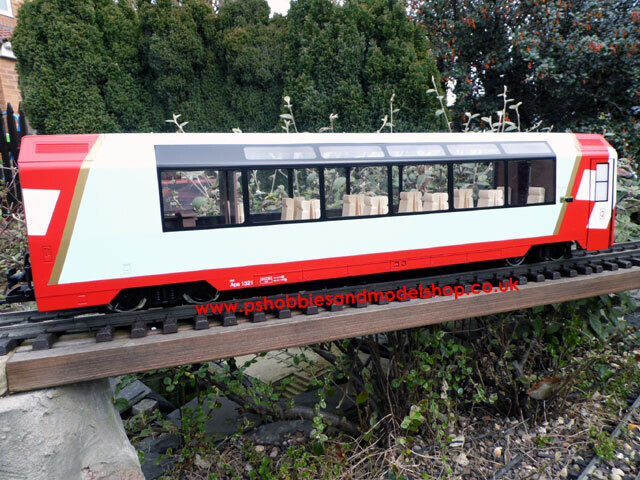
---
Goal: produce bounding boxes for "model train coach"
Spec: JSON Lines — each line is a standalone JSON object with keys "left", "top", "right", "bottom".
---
{"left": 16, "top": 132, "right": 616, "bottom": 312}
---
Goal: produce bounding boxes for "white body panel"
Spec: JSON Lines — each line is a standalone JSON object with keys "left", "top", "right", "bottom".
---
{"left": 22, "top": 188, "right": 60, "bottom": 236}
{"left": 59, "top": 132, "right": 581, "bottom": 285}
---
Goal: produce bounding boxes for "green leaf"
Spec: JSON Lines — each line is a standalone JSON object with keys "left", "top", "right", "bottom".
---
{"left": 589, "top": 314, "right": 604, "bottom": 339}
{"left": 356, "top": 390, "right": 369, "bottom": 405}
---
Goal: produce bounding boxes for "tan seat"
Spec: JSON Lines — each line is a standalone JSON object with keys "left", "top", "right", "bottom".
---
{"left": 411, "top": 190, "right": 423, "bottom": 212}
{"left": 235, "top": 204, "right": 245, "bottom": 224}
{"left": 362, "top": 196, "right": 378, "bottom": 216}
{"left": 281, "top": 197, "right": 295, "bottom": 221}
{"left": 477, "top": 190, "right": 495, "bottom": 208}
{"left": 310, "top": 199, "right": 321, "bottom": 219}
{"left": 422, "top": 193, "right": 439, "bottom": 211}
{"left": 378, "top": 195, "right": 389, "bottom": 214}
{"left": 294, "top": 197, "right": 310, "bottom": 220}
{"left": 355, "top": 194, "right": 365, "bottom": 216}
{"left": 454, "top": 188, "right": 473, "bottom": 209}
{"left": 342, "top": 194, "right": 357, "bottom": 217}
{"left": 399, "top": 191, "right": 415, "bottom": 213}
{"left": 437, "top": 192, "right": 449, "bottom": 210}
{"left": 494, "top": 189, "right": 504, "bottom": 206}
{"left": 527, "top": 186, "right": 545, "bottom": 204}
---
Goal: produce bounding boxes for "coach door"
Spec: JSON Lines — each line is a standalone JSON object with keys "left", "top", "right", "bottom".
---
{"left": 587, "top": 158, "right": 614, "bottom": 248}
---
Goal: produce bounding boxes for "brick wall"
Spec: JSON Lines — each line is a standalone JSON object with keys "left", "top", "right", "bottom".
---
{"left": 0, "top": 57, "right": 19, "bottom": 109}
{"left": 0, "top": 0, "right": 23, "bottom": 109}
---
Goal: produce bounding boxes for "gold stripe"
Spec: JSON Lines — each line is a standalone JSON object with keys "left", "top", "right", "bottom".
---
{"left": 48, "top": 135, "right": 104, "bottom": 285}
{"left": 553, "top": 135, "right": 582, "bottom": 236}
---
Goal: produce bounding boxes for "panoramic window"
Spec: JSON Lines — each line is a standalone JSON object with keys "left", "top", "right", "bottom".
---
{"left": 324, "top": 167, "right": 347, "bottom": 218}
{"left": 508, "top": 158, "right": 555, "bottom": 205}
{"left": 453, "top": 161, "right": 505, "bottom": 209}
{"left": 387, "top": 144, "right": 445, "bottom": 158}
{"left": 319, "top": 145, "right": 384, "bottom": 159}
{"left": 161, "top": 169, "right": 244, "bottom": 230}
{"left": 398, "top": 163, "right": 448, "bottom": 213}
{"left": 333, "top": 166, "right": 389, "bottom": 218}
{"left": 247, "top": 168, "right": 290, "bottom": 223}
{"left": 244, "top": 146, "right": 316, "bottom": 161}
{"left": 248, "top": 167, "right": 320, "bottom": 222}
{"left": 447, "top": 143, "right": 500, "bottom": 156}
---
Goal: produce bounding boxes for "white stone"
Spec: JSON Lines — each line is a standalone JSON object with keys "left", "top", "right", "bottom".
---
{"left": 0, "top": 354, "right": 9, "bottom": 396}
{"left": 559, "top": 467, "right": 568, "bottom": 478}
{"left": 493, "top": 446, "right": 503, "bottom": 459}
{"left": 194, "top": 454, "right": 211, "bottom": 470}
{"left": 454, "top": 452, "right": 469, "bottom": 467}
{"left": 0, "top": 379, "right": 143, "bottom": 480}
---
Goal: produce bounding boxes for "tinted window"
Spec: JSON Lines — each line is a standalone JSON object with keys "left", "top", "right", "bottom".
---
{"left": 161, "top": 169, "right": 244, "bottom": 229}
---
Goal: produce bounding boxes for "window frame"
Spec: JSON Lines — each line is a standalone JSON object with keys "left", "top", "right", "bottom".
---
{"left": 594, "top": 162, "right": 609, "bottom": 202}
{"left": 0, "top": 0, "right": 12, "bottom": 17}
{"left": 158, "top": 167, "right": 246, "bottom": 232}
{"left": 157, "top": 146, "right": 557, "bottom": 232}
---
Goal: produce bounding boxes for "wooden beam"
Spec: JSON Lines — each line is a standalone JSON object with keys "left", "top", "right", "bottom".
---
{"left": 7, "top": 268, "right": 640, "bottom": 393}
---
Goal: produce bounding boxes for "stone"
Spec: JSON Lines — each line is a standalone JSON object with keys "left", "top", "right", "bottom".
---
{"left": 145, "top": 391, "right": 176, "bottom": 413}
{"left": 140, "top": 452, "right": 173, "bottom": 480}
{"left": 493, "top": 446, "right": 503, "bottom": 459}
{"left": 168, "top": 395, "right": 261, "bottom": 440}
{"left": 194, "top": 454, "right": 211, "bottom": 470}
{"left": 131, "top": 398, "right": 158, "bottom": 416}
{"left": 135, "top": 434, "right": 180, "bottom": 456}
{"left": 115, "top": 380, "right": 152, "bottom": 412}
{"left": 255, "top": 445, "right": 265, "bottom": 453}
{"left": 247, "top": 420, "right": 313, "bottom": 445}
{"left": 0, "top": 353, "right": 9, "bottom": 396}
{"left": 0, "top": 379, "right": 143, "bottom": 480}
{"left": 454, "top": 452, "right": 469, "bottom": 467}
{"left": 609, "top": 471, "right": 622, "bottom": 480}
{"left": 559, "top": 466, "right": 568, "bottom": 478}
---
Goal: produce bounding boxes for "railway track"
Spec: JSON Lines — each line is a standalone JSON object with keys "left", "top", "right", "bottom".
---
{"left": 2, "top": 241, "right": 640, "bottom": 356}
{"left": 573, "top": 390, "right": 640, "bottom": 480}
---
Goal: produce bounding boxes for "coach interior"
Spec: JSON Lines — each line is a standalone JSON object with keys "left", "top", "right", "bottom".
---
{"left": 157, "top": 142, "right": 556, "bottom": 231}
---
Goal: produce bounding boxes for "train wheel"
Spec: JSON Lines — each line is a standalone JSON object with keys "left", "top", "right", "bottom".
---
{"left": 183, "top": 284, "right": 219, "bottom": 304}
{"left": 504, "top": 255, "right": 526, "bottom": 266}
{"left": 107, "top": 291, "right": 147, "bottom": 312}
{"left": 547, "top": 242, "right": 570, "bottom": 261}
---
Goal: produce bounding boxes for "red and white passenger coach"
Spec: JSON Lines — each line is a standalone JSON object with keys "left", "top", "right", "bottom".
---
{"left": 17, "top": 132, "right": 617, "bottom": 311}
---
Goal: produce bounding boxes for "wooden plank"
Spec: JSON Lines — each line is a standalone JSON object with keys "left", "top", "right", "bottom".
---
{"left": 7, "top": 268, "right": 640, "bottom": 393}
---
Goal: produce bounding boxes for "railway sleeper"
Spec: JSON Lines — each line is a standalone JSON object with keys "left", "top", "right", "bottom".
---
{"left": 193, "top": 314, "right": 210, "bottom": 330}
{"left": 130, "top": 321, "right": 147, "bottom": 339}
{"left": 96, "top": 325, "right": 114, "bottom": 343}
{"left": 221, "top": 313, "right": 237, "bottom": 327}
{"left": 0, "top": 337, "right": 18, "bottom": 355}
{"left": 33, "top": 332, "right": 56, "bottom": 351}
{"left": 163, "top": 318, "right": 178, "bottom": 334}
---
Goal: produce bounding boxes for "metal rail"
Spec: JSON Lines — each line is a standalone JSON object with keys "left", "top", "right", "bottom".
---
{"left": 5, "top": 264, "right": 640, "bottom": 393}
{"left": 2, "top": 242, "right": 640, "bottom": 356}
